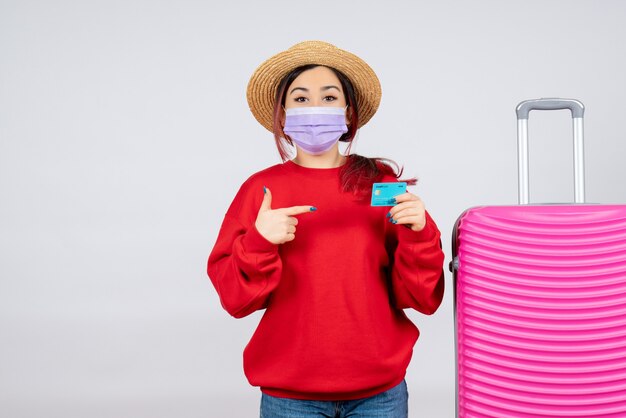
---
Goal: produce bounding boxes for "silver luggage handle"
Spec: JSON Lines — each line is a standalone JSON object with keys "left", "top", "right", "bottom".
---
{"left": 515, "top": 98, "right": 586, "bottom": 205}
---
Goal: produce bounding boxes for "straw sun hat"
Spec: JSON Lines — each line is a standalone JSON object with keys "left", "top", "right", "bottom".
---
{"left": 246, "top": 40, "right": 382, "bottom": 132}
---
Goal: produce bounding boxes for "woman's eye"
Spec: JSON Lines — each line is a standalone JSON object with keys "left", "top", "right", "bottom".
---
{"left": 294, "top": 97, "right": 307, "bottom": 103}
{"left": 324, "top": 96, "right": 337, "bottom": 102}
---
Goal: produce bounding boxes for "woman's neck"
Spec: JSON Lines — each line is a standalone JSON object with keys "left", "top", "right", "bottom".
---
{"left": 292, "top": 146, "right": 347, "bottom": 169}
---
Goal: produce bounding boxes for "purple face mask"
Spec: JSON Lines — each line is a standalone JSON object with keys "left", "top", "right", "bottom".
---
{"left": 283, "top": 106, "right": 349, "bottom": 155}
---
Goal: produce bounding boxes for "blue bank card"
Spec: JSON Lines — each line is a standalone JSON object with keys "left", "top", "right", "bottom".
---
{"left": 371, "top": 182, "right": 407, "bottom": 206}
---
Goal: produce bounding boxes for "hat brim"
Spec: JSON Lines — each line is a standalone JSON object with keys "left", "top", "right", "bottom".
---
{"left": 246, "top": 41, "right": 382, "bottom": 132}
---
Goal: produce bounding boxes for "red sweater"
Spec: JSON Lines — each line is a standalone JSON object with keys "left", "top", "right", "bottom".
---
{"left": 207, "top": 160, "right": 445, "bottom": 400}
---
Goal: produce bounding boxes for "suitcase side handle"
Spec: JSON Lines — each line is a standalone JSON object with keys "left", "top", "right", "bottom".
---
{"left": 515, "top": 98, "right": 586, "bottom": 205}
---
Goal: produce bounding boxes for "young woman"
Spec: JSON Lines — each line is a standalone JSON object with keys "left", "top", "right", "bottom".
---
{"left": 207, "top": 40, "right": 445, "bottom": 418}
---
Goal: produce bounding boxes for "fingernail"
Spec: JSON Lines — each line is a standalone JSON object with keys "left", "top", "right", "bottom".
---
{"left": 263, "top": 186, "right": 267, "bottom": 194}
{"left": 386, "top": 212, "right": 391, "bottom": 218}
{"left": 392, "top": 219, "right": 397, "bottom": 224}
{"left": 310, "top": 207, "right": 317, "bottom": 211}
{"left": 388, "top": 198, "right": 397, "bottom": 204}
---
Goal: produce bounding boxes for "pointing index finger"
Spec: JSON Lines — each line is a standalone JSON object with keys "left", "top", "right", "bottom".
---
{"left": 281, "top": 205, "right": 317, "bottom": 216}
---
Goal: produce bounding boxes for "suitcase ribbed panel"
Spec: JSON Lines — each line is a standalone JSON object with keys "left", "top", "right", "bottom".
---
{"left": 456, "top": 205, "right": 626, "bottom": 418}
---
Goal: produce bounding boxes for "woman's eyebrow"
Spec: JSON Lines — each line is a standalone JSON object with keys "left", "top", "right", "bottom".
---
{"left": 289, "top": 87, "right": 308, "bottom": 95}
{"left": 289, "top": 85, "right": 341, "bottom": 95}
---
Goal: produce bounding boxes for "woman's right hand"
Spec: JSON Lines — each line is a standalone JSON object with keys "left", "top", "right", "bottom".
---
{"left": 255, "top": 187, "right": 316, "bottom": 245}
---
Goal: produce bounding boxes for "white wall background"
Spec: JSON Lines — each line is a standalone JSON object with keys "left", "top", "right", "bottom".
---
{"left": 2, "top": 0, "right": 625, "bottom": 417}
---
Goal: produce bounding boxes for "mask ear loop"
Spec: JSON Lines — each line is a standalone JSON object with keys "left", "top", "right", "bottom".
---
{"left": 278, "top": 106, "right": 292, "bottom": 146}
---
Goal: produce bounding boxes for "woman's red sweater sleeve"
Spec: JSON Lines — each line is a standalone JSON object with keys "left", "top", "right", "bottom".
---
{"left": 207, "top": 187, "right": 282, "bottom": 318}
{"left": 386, "top": 210, "right": 445, "bottom": 314}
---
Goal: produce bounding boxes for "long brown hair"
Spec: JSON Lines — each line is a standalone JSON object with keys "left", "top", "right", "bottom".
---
{"left": 272, "top": 64, "right": 416, "bottom": 199}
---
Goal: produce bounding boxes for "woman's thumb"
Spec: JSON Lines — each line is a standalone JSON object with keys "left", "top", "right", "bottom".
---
{"left": 259, "top": 186, "right": 272, "bottom": 212}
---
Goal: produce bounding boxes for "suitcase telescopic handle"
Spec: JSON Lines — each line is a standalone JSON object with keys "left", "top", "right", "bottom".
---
{"left": 515, "top": 98, "right": 586, "bottom": 205}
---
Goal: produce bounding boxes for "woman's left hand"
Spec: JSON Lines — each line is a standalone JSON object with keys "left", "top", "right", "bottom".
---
{"left": 387, "top": 192, "right": 426, "bottom": 232}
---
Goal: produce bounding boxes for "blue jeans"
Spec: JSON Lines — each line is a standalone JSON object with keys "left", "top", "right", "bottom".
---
{"left": 260, "top": 380, "right": 408, "bottom": 418}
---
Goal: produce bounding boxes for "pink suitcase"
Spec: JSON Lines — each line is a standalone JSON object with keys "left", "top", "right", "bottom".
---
{"left": 451, "top": 99, "right": 626, "bottom": 417}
